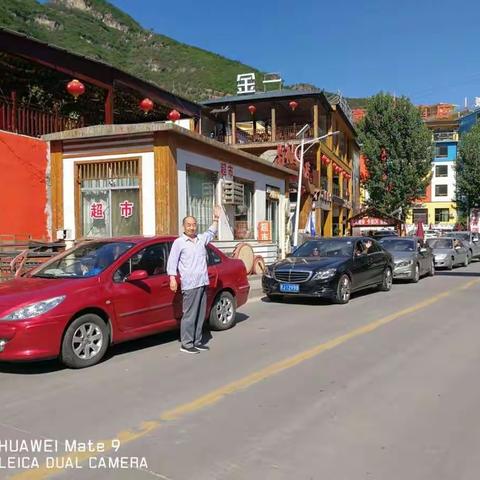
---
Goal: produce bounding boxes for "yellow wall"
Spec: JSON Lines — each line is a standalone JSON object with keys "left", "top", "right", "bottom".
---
{"left": 406, "top": 201, "right": 458, "bottom": 226}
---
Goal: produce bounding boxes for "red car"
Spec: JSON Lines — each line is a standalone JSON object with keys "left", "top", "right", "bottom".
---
{"left": 0, "top": 237, "right": 249, "bottom": 368}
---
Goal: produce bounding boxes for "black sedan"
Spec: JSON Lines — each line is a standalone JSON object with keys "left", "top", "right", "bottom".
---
{"left": 262, "top": 237, "right": 394, "bottom": 304}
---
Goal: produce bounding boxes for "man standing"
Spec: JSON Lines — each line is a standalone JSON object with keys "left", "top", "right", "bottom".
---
{"left": 167, "top": 206, "right": 221, "bottom": 354}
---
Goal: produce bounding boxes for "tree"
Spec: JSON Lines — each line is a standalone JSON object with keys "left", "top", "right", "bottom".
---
{"left": 357, "top": 93, "right": 433, "bottom": 218}
{"left": 456, "top": 123, "right": 480, "bottom": 216}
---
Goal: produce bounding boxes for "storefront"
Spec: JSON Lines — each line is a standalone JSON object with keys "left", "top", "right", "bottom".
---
{"left": 349, "top": 207, "right": 403, "bottom": 236}
{"left": 44, "top": 123, "right": 293, "bottom": 262}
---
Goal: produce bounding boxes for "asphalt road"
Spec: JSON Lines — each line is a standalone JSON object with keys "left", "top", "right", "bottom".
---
{"left": 1, "top": 262, "right": 480, "bottom": 480}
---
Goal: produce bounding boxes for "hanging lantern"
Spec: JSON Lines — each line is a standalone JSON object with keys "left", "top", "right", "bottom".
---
{"left": 139, "top": 98, "right": 154, "bottom": 115}
{"left": 248, "top": 105, "right": 256, "bottom": 115}
{"left": 289, "top": 100, "right": 298, "bottom": 111}
{"left": 167, "top": 109, "right": 181, "bottom": 122}
{"left": 66, "top": 79, "right": 85, "bottom": 101}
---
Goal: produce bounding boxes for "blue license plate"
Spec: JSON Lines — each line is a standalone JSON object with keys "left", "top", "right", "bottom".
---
{"left": 279, "top": 283, "right": 300, "bottom": 293}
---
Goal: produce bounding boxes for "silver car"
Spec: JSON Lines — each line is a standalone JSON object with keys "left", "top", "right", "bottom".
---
{"left": 446, "top": 231, "right": 480, "bottom": 261}
{"left": 379, "top": 237, "right": 434, "bottom": 282}
{"left": 426, "top": 237, "right": 469, "bottom": 270}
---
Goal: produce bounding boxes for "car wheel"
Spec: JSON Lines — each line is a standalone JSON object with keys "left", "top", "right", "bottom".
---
{"left": 61, "top": 314, "right": 109, "bottom": 369}
{"left": 379, "top": 267, "right": 393, "bottom": 291}
{"left": 333, "top": 274, "right": 351, "bottom": 304}
{"left": 428, "top": 260, "right": 435, "bottom": 277}
{"left": 209, "top": 291, "right": 237, "bottom": 331}
{"left": 411, "top": 263, "right": 420, "bottom": 283}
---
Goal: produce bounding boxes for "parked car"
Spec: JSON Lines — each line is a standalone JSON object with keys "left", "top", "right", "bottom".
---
{"left": 262, "top": 237, "right": 394, "bottom": 304}
{"left": 378, "top": 236, "right": 434, "bottom": 282}
{"left": 371, "top": 230, "right": 398, "bottom": 239}
{"left": 0, "top": 237, "right": 250, "bottom": 368}
{"left": 424, "top": 229, "right": 439, "bottom": 240}
{"left": 446, "top": 231, "right": 480, "bottom": 260}
{"left": 426, "top": 237, "right": 469, "bottom": 269}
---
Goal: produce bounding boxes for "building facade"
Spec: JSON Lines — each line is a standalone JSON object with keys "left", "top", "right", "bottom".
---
{"left": 43, "top": 123, "right": 293, "bottom": 262}
{"left": 407, "top": 106, "right": 459, "bottom": 230}
{"left": 202, "top": 89, "right": 360, "bottom": 238}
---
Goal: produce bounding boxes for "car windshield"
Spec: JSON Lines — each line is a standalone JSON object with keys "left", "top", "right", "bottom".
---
{"left": 380, "top": 239, "right": 415, "bottom": 252}
{"left": 31, "top": 241, "right": 134, "bottom": 278}
{"left": 293, "top": 240, "right": 354, "bottom": 257}
{"left": 448, "top": 232, "right": 470, "bottom": 241}
{"left": 427, "top": 239, "right": 453, "bottom": 249}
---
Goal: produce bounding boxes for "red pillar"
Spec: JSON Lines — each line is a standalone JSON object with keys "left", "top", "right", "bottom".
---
{"left": 104, "top": 87, "right": 114, "bottom": 124}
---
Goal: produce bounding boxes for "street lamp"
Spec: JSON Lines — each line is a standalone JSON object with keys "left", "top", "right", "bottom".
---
{"left": 293, "top": 128, "right": 340, "bottom": 247}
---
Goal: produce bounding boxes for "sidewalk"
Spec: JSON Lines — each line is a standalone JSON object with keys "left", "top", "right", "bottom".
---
{"left": 248, "top": 274, "right": 263, "bottom": 296}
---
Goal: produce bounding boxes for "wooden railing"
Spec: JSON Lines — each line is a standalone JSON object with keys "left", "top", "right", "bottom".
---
{"left": 214, "top": 124, "right": 313, "bottom": 145}
{"left": 0, "top": 99, "right": 84, "bottom": 137}
{"left": 0, "top": 240, "right": 65, "bottom": 282}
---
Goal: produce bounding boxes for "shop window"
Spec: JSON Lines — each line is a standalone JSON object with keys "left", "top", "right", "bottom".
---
{"left": 435, "top": 184, "right": 448, "bottom": 197}
{"left": 435, "top": 165, "right": 448, "bottom": 177}
{"left": 234, "top": 178, "right": 255, "bottom": 239}
{"left": 435, "top": 208, "right": 450, "bottom": 223}
{"left": 186, "top": 165, "right": 218, "bottom": 234}
{"left": 78, "top": 159, "right": 140, "bottom": 238}
{"left": 266, "top": 186, "right": 280, "bottom": 243}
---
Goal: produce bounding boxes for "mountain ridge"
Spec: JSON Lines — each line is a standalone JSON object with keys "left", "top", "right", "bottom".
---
{"left": 0, "top": 0, "right": 368, "bottom": 107}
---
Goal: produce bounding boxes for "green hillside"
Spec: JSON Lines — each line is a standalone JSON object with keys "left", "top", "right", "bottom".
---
{"left": 0, "top": 0, "right": 368, "bottom": 106}
{"left": 0, "top": 0, "right": 265, "bottom": 100}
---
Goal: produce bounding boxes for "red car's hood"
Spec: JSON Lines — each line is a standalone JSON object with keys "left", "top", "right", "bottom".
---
{"left": 0, "top": 276, "right": 99, "bottom": 311}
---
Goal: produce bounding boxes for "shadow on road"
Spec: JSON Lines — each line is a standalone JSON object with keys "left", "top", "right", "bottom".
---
{"left": 259, "top": 288, "right": 380, "bottom": 306}
{"left": 0, "top": 312, "right": 250, "bottom": 374}
{"left": 436, "top": 270, "right": 480, "bottom": 277}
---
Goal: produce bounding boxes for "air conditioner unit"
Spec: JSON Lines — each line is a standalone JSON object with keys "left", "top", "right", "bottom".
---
{"left": 222, "top": 180, "right": 244, "bottom": 205}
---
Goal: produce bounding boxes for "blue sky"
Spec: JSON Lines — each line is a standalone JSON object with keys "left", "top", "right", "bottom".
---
{"left": 109, "top": 0, "right": 480, "bottom": 106}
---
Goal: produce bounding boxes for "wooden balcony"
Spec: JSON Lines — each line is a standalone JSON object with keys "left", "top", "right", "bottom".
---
{"left": 213, "top": 124, "right": 313, "bottom": 145}
{"left": 0, "top": 99, "right": 84, "bottom": 137}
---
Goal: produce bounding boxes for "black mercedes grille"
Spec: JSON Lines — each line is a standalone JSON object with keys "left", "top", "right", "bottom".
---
{"left": 274, "top": 270, "right": 312, "bottom": 283}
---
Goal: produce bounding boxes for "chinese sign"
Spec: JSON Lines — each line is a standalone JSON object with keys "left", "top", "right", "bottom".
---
{"left": 119, "top": 200, "right": 134, "bottom": 219}
{"left": 220, "top": 162, "right": 234, "bottom": 179}
{"left": 257, "top": 221, "right": 272, "bottom": 242}
{"left": 237, "top": 73, "right": 256, "bottom": 95}
{"left": 89, "top": 202, "right": 105, "bottom": 220}
{"left": 350, "top": 216, "right": 390, "bottom": 227}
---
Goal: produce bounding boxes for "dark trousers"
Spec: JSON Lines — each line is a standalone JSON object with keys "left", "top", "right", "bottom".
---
{"left": 181, "top": 286, "right": 207, "bottom": 348}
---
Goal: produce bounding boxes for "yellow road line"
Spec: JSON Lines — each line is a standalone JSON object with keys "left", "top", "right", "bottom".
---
{"left": 12, "top": 278, "right": 480, "bottom": 480}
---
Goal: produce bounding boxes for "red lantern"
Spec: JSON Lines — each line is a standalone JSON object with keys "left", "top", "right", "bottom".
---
{"left": 289, "top": 100, "right": 298, "bottom": 111}
{"left": 248, "top": 105, "right": 256, "bottom": 115}
{"left": 168, "top": 109, "right": 181, "bottom": 122}
{"left": 66, "top": 79, "right": 85, "bottom": 101}
{"left": 139, "top": 98, "right": 154, "bottom": 114}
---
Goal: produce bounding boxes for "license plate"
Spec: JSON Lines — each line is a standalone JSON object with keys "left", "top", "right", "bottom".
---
{"left": 279, "top": 283, "right": 300, "bottom": 293}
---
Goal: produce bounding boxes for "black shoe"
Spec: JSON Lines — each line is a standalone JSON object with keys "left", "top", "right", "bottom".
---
{"left": 180, "top": 346, "right": 200, "bottom": 354}
{"left": 195, "top": 345, "right": 210, "bottom": 351}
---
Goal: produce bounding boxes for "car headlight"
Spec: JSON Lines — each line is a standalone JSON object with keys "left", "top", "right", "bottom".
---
{"left": 1, "top": 296, "right": 66, "bottom": 321}
{"left": 312, "top": 268, "right": 336, "bottom": 280}
{"left": 396, "top": 260, "right": 413, "bottom": 268}
{"left": 264, "top": 266, "right": 273, "bottom": 279}
{"left": 435, "top": 254, "right": 447, "bottom": 260}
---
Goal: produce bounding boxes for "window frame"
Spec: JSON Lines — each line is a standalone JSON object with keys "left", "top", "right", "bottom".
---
{"left": 435, "top": 184, "right": 448, "bottom": 197}
{"left": 435, "top": 145, "right": 448, "bottom": 158}
{"left": 435, "top": 165, "right": 448, "bottom": 177}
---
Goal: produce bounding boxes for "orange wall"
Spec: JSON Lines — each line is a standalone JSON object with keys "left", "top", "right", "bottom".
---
{"left": 0, "top": 131, "right": 49, "bottom": 240}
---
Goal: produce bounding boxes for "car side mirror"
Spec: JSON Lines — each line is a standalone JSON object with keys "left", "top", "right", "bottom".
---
{"left": 126, "top": 269, "right": 148, "bottom": 281}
